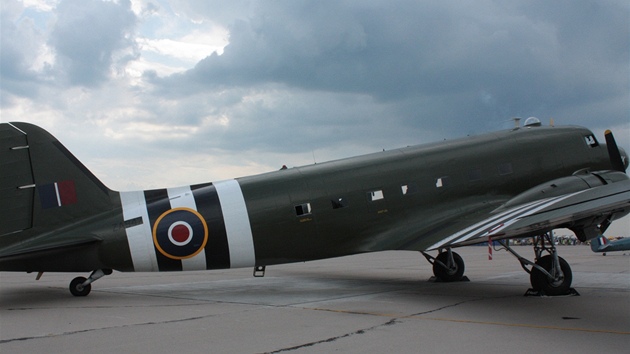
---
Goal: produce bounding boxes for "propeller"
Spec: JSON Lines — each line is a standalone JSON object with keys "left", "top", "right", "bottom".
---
{"left": 604, "top": 130, "right": 626, "bottom": 172}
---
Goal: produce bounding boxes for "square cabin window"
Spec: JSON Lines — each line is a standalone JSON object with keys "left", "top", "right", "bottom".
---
{"left": 368, "top": 190, "right": 384, "bottom": 201}
{"left": 294, "top": 203, "right": 312, "bottom": 216}
{"left": 435, "top": 176, "right": 450, "bottom": 188}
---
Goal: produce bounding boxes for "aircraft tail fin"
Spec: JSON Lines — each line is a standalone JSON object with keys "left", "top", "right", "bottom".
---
{"left": 590, "top": 236, "right": 608, "bottom": 252}
{"left": 0, "top": 122, "right": 115, "bottom": 236}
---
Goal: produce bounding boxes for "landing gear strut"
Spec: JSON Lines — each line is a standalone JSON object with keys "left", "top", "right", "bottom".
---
{"left": 422, "top": 248, "right": 466, "bottom": 282}
{"left": 69, "top": 269, "right": 112, "bottom": 297}
{"left": 498, "top": 232, "right": 575, "bottom": 296}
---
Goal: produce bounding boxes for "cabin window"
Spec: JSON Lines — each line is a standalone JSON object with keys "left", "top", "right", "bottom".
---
{"left": 294, "top": 203, "right": 312, "bottom": 216}
{"left": 368, "top": 190, "right": 384, "bottom": 201}
{"left": 331, "top": 197, "right": 348, "bottom": 209}
{"left": 401, "top": 183, "right": 419, "bottom": 195}
{"left": 435, "top": 176, "right": 450, "bottom": 188}
{"left": 498, "top": 162, "right": 513, "bottom": 176}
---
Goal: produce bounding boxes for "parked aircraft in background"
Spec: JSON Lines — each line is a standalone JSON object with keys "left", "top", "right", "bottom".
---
{"left": 1, "top": 118, "right": 629, "bottom": 297}
{"left": 590, "top": 236, "right": 630, "bottom": 255}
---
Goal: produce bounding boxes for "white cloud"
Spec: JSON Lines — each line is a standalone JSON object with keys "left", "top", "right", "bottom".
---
{"left": 137, "top": 28, "right": 228, "bottom": 64}
{"left": 22, "top": 0, "right": 58, "bottom": 12}
{"left": 104, "top": 120, "right": 200, "bottom": 141}
{"left": 125, "top": 56, "right": 187, "bottom": 80}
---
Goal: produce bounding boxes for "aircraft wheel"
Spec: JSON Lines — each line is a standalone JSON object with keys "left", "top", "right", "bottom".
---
{"left": 530, "top": 255, "right": 572, "bottom": 296}
{"left": 69, "top": 277, "right": 91, "bottom": 297}
{"left": 433, "top": 251, "right": 465, "bottom": 282}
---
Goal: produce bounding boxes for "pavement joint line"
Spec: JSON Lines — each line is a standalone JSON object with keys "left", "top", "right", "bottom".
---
{"left": 411, "top": 316, "right": 630, "bottom": 335}
{"left": 0, "top": 314, "right": 214, "bottom": 345}
{"left": 304, "top": 307, "right": 630, "bottom": 336}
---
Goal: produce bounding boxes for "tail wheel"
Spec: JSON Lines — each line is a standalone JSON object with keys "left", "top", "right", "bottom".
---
{"left": 69, "top": 276, "right": 91, "bottom": 297}
{"left": 433, "top": 251, "right": 465, "bottom": 282}
{"left": 530, "top": 255, "right": 572, "bottom": 296}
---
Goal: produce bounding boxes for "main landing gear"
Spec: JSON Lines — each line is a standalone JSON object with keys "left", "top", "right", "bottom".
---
{"left": 69, "top": 269, "right": 112, "bottom": 297}
{"left": 497, "top": 232, "right": 575, "bottom": 296}
{"left": 421, "top": 248, "right": 466, "bottom": 282}
{"left": 422, "top": 232, "right": 576, "bottom": 296}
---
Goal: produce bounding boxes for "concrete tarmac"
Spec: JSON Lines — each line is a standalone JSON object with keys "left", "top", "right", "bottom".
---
{"left": 1, "top": 246, "right": 629, "bottom": 353}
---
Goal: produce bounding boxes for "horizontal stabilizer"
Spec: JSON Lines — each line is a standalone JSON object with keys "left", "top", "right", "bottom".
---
{"left": 0, "top": 232, "right": 102, "bottom": 260}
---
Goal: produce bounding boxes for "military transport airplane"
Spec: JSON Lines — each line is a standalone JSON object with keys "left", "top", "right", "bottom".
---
{"left": 1, "top": 118, "right": 629, "bottom": 297}
{"left": 590, "top": 236, "right": 630, "bottom": 255}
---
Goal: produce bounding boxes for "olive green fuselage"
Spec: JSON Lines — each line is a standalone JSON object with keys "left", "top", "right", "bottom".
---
{"left": 0, "top": 124, "right": 615, "bottom": 273}
{"left": 239, "top": 125, "right": 610, "bottom": 265}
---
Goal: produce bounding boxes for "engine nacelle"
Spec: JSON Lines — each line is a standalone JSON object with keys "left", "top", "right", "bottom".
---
{"left": 502, "top": 170, "right": 626, "bottom": 210}
{"left": 499, "top": 170, "right": 629, "bottom": 241}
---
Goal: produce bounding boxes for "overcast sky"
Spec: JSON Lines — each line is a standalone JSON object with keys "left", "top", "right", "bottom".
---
{"left": 1, "top": 0, "right": 629, "bottom": 191}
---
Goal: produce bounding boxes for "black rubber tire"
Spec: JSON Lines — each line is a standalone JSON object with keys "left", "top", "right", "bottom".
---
{"left": 530, "top": 255, "right": 572, "bottom": 296}
{"left": 433, "top": 251, "right": 465, "bottom": 282}
{"left": 69, "top": 276, "right": 91, "bottom": 297}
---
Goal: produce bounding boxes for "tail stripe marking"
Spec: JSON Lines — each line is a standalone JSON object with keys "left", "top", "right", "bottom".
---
{"left": 145, "top": 189, "right": 182, "bottom": 271}
{"left": 121, "top": 180, "right": 255, "bottom": 271}
{"left": 214, "top": 179, "right": 256, "bottom": 268}
{"left": 120, "top": 191, "right": 159, "bottom": 271}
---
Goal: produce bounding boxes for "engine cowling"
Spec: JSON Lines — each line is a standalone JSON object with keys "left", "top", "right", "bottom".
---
{"left": 498, "top": 170, "right": 629, "bottom": 241}
{"left": 501, "top": 170, "right": 627, "bottom": 210}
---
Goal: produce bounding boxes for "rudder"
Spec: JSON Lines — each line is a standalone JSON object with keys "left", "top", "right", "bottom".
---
{"left": 0, "top": 122, "right": 114, "bottom": 236}
{"left": 590, "top": 236, "right": 607, "bottom": 252}
{"left": 0, "top": 123, "right": 34, "bottom": 235}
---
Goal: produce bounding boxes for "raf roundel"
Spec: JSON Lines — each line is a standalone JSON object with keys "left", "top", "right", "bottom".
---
{"left": 152, "top": 207, "right": 208, "bottom": 260}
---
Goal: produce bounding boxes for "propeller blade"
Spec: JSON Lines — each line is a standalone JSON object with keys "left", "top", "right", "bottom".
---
{"left": 604, "top": 130, "right": 625, "bottom": 172}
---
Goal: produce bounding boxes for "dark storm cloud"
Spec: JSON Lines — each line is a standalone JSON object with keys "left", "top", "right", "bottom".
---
{"left": 49, "top": 0, "right": 137, "bottom": 87}
{"left": 156, "top": 0, "right": 628, "bottom": 134}
{"left": 2, "top": 0, "right": 627, "bottom": 178}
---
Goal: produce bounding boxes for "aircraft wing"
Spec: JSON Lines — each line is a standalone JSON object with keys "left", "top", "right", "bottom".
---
{"left": 427, "top": 179, "right": 630, "bottom": 250}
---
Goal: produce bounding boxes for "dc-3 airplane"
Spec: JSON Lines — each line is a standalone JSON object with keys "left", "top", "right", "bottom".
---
{"left": 1, "top": 118, "right": 629, "bottom": 297}
{"left": 590, "top": 236, "right": 630, "bottom": 255}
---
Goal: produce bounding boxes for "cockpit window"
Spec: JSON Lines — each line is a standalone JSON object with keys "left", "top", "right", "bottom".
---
{"left": 584, "top": 135, "right": 599, "bottom": 148}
